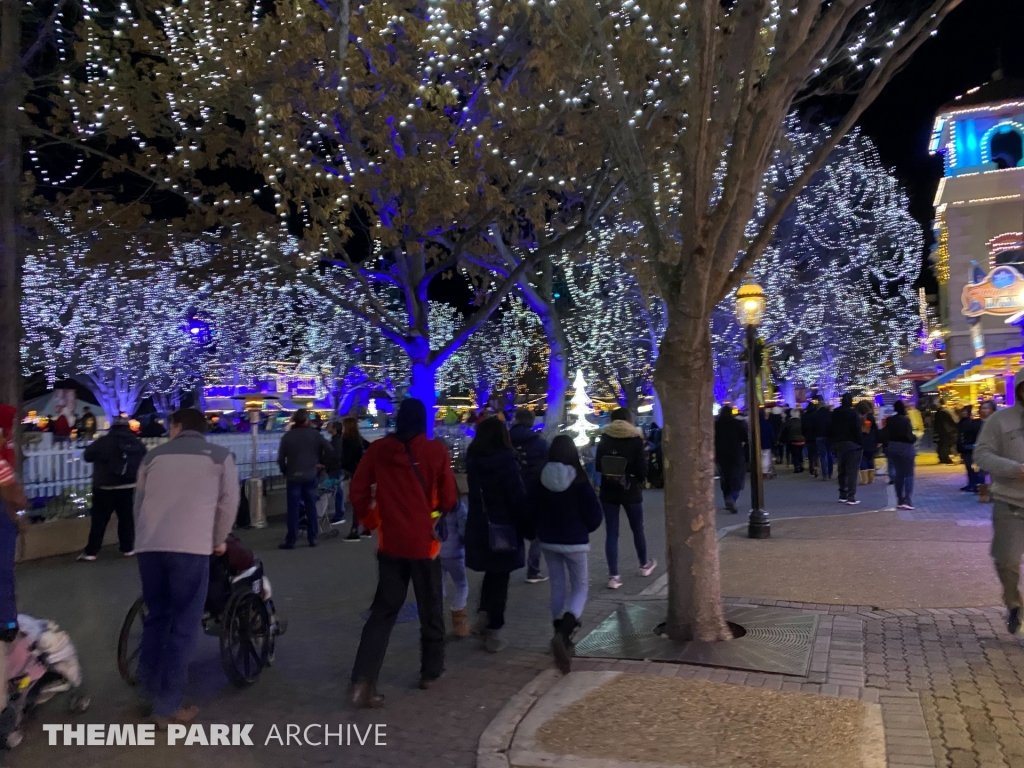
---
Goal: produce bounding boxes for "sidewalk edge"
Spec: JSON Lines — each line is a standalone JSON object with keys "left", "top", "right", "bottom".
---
{"left": 476, "top": 668, "right": 562, "bottom": 768}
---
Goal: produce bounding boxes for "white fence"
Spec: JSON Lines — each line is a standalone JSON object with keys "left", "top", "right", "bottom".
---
{"left": 21, "top": 433, "right": 284, "bottom": 499}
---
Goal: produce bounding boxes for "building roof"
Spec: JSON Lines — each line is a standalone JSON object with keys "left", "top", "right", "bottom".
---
{"left": 941, "top": 75, "right": 1024, "bottom": 112}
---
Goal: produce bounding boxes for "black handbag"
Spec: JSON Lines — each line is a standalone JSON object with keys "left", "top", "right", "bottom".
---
{"left": 480, "top": 494, "right": 517, "bottom": 552}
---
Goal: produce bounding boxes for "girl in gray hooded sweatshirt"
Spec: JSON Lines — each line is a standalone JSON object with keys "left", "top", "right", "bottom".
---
{"left": 529, "top": 435, "right": 604, "bottom": 672}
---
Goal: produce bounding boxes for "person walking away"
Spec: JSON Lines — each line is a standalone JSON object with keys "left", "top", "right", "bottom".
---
{"left": 509, "top": 408, "right": 549, "bottom": 584}
{"left": 831, "top": 393, "right": 863, "bottom": 505}
{"left": 78, "top": 407, "right": 97, "bottom": 441}
{"left": 908, "top": 404, "right": 926, "bottom": 445}
{"left": 768, "top": 407, "right": 785, "bottom": 465}
{"left": 133, "top": 408, "right": 238, "bottom": 726}
{"left": 277, "top": 409, "right": 334, "bottom": 549}
{"left": 803, "top": 402, "right": 820, "bottom": 477}
{"left": 780, "top": 409, "right": 806, "bottom": 473}
{"left": 973, "top": 371, "right": 1024, "bottom": 635}
{"left": 78, "top": 417, "right": 146, "bottom": 561}
{"left": 957, "top": 405, "right": 983, "bottom": 493}
{"left": 0, "top": 405, "right": 28, "bottom": 721}
{"left": 933, "top": 402, "right": 958, "bottom": 465}
{"left": 811, "top": 403, "right": 835, "bottom": 481}
{"left": 858, "top": 402, "right": 880, "bottom": 486}
{"left": 440, "top": 497, "right": 470, "bottom": 638}
{"left": 597, "top": 408, "right": 656, "bottom": 588}
{"left": 758, "top": 408, "right": 775, "bottom": 479}
{"left": 349, "top": 399, "right": 458, "bottom": 705}
{"left": 529, "top": 435, "right": 603, "bottom": 673}
{"left": 464, "top": 417, "right": 529, "bottom": 651}
{"left": 715, "top": 406, "right": 748, "bottom": 514}
{"left": 337, "top": 417, "right": 372, "bottom": 540}
{"left": 325, "top": 421, "right": 348, "bottom": 526}
{"left": 886, "top": 401, "right": 918, "bottom": 510}
{"left": 978, "top": 401, "right": 996, "bottom": 502}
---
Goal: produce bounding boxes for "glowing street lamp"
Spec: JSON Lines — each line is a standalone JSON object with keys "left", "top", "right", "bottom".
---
{"left": 735, "top": 282, "right": 769, "bottom": 540}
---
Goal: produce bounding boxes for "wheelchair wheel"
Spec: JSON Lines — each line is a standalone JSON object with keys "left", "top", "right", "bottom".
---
{"left": 117, "top": 597, "right": 146, "bottom": 685}
{"left": 220, "top": 592, "right": 271, "bottom": 687}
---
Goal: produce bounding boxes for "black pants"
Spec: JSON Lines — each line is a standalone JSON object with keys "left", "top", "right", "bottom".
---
{"left": 937, "top": 436, "right": 955, "bottom": 464}
{"left": 836, "top": 444, "right": 863, "bottom": 502}
{"left": 789, "top": 444, "right": 805, "bottom": 472}
{"left": 351, "top": 554, "right": 444, "bottom": 684}
{"left": 479, "top": 571, "right": 511, "bottom": 630}
{"left": 85, "top": 487, "right": 135, "bottom": 555}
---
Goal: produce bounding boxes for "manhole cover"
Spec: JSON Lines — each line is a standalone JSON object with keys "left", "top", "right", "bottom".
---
{"left": 575, "top": 601, "right": 819, "bottom": 677}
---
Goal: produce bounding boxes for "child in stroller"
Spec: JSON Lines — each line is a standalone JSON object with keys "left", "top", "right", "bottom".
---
{"left": 0, "top": 614, "right": 89, "bottom": 748}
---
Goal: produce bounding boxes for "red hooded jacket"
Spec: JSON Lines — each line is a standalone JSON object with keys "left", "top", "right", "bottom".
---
{"left": 350, "top": 434, "right": 458, "bottom": 560}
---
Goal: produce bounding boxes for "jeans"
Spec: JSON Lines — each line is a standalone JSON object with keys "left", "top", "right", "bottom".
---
{"left": 85, "top": 487, "right": 135, "bottom": 555}
{"left": 816, "top": 438, "right": 834, "bottom": 479}
{"left": 330, "top": 471, "right": 345, "bottom": 522}
{"left": 602, "top": 501, "right": 648, "bottom": 577}
{"left": 136, "top": 552, "right": 209, "bottom": 718}
{"left": 836, "top": 443, "right": 862, "bottom": 501}
{"left": 527, "top": 538, "right": 543, "bottom": 577}
{"left": 888, "top": 442, "right": 915, "bottom": 505}
{"left": 285, "top": 479, "right": 319, "bottom": 545}
{"left": 543, "top": 549, "right": 589, "bottom": 621}
{"left": 479, "top": 571, "right": 510, "bottom": 630}
{"left": 351, "top": 554, "right": 444, "bottom": 684}
{"left": 961, "top": 451, "right": 982, "bottom": 490}
{"left": 440, "top": 556, "right": 469, "bottom": 611}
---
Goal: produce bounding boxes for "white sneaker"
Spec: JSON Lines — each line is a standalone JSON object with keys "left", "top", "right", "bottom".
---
{"left": 638, "top": 559, "right": 657, "bottom": 577}
{"left": 122, "top": 550, "right": 136, "bottom": 557}
{"left": 76, "top": 553, "right": 96, "bottom": 562}
{"left": 607, "top": 575, "right": 622, "bottom": 590}
{"left": 846, "top": 499, "right": 861, "bottom": 506}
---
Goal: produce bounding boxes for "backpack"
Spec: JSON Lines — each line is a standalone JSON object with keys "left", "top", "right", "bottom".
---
{"left": 111, "top": 436, "right": 146, "bottom": 485}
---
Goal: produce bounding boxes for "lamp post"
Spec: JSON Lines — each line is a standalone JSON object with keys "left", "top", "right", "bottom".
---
{"left": 231, "top": 393, "right": 279, "bottom": 529}
{"left": 735, "top": 282, "right": 770, "bottom": 540}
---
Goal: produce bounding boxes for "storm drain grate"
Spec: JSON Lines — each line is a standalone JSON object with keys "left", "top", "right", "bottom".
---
{"left": 576, "top": 601, "right": 819, "bottom": 677}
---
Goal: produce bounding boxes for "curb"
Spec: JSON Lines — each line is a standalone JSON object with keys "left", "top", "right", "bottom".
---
{"left": 476, "top": 668, "right": 562, "bottom": 768}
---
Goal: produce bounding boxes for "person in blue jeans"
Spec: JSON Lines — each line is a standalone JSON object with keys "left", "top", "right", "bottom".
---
{"left": 811, "top": 403, "right": 835, "bottom": 481}
{"left": 529, "top": 435, "right": 603, "bottom": 673}
{"left": 595, "top": 409, "right": 656, "bottom": 589}
{"left": 277, "top": 409, "right": 333, "bottom": 549}
{"left": 132, "top": 408, "right": 238, "bottom": 726}
{"left": 440, "top": 498, "right": 470, "bottom": 637}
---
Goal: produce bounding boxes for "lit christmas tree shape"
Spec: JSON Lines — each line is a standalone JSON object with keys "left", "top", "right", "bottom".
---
{"left": 568, "top": 369, "right": 599, "bottom": 448}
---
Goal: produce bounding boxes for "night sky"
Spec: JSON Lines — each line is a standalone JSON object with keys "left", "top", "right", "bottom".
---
{"left": 857, "top": 0, "right": 1024, "bottom": 292}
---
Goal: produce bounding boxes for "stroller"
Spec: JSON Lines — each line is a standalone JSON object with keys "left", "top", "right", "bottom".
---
{"left": 0, "top": 614, "right": 89, "bottom": 748}
{"left": 312, "top": 474, "right": 341, "bottom": 540}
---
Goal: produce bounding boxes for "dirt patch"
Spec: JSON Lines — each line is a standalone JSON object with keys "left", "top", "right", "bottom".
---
{"left": 535, "top": 674, "right": 871, "bottom": 768}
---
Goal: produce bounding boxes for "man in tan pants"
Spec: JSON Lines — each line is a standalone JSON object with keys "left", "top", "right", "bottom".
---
{"left": 975, "top": 369, "right": 1024, "bottom": 635}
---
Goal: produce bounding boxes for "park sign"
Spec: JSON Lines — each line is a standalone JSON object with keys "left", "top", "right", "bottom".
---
{"left": 962, "top": 265, "right": 1024, "bottom": 317}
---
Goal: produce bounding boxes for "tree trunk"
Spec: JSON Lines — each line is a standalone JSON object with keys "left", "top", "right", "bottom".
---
{"left": 652, "top": 391, "right": 664, "bottom": 427}
{"left": 0, "top": 0, "right": 22, "bottom": 411}
{"left": 408, "top": 360, "right": 437, "bottom": 437}
{"left": 654, "top": 309, "right": 732, "bottom": 643}
{"left": 539, "top": 304, "right": 568, "bottom": 439}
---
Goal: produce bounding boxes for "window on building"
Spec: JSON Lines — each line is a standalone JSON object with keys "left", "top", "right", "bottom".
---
{"left": 990, "top": 126, "right": 1024, "bottom": 169}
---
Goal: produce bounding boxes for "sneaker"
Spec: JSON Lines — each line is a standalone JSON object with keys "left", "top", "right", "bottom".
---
{"left": 838, "top": 498, "right": 848, "bottom": 504}
{"left": 344, "top": 530, "right": 362, "bottom": 542}
{"left": 638, "top": 559, "right": 657, "bottom": 577}
{"left": 76, "top": 553, "right": 97, "bottom": 562}
{"left": 897, "top": 503, "right": 915, "bottom": 510}
{"left": 330, "top": 518, "right": 347, "bottom": 527}
{"left": 846, "top": 499, "right": 861, "bottom": 506}
{"left": 607, "top": 575, "right": 622, "bottom": 590}
{"left": 1010, "top": 607, "right": 1022, "bottom": 636}
{"left": 278, "top": 543, "right": 295, "bottom": 550}
{"left": 360, "top": 530, "right": 373, "bottom": 538}
{"left": 525, "top": 573, "right": 548, "bottom": 584}
{"left": 122, "top": 550, "right": 136, "bottom": 558}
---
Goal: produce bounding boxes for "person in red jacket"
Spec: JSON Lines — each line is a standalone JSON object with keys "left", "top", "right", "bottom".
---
{"left": 349, "top": 398, "right": 458, "bottom": 708}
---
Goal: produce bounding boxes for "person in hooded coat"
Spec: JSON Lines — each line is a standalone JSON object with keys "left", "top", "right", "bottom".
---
{"left": 596, "top": 408, "right": 655, "bottom": 590}
{"left": 508, "top": 408, "right": 549, "bottom": 583}
{"left": 715, "top": 405, "right": 748, "bottom": 513}
{"left": 831, "top": 393, "right": 864, "bottom": 505}
{"left": 465, "top": 417, "right": 529, "bottom": 653}
{"left": 349, "top": 399, "right": 459, "bottom": 707}
{"left": 529, "top": 435, "right": 603, "bottom": 673}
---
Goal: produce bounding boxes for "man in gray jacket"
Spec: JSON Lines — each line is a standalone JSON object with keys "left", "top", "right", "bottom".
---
{"left": 133, "top": 408, "right": 238, "bottom": 726}
{"left": 974, "top": 368, "right": 1024, "bottom": 635}
{"left": 277, "top": 409, "right": 333, "bottom": 549}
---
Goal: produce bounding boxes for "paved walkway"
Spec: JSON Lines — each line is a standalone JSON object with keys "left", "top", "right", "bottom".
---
{"left": 4, "top": 458, "right": 1008, "bottom": 768}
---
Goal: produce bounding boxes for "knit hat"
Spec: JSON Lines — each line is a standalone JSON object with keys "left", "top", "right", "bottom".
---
{"left": 395, "top": 398, "right": 427, "bottom": 440}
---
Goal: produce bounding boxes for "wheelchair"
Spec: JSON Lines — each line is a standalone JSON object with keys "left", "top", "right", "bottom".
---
{"left": 116, "top": 557, "right": 286, "bottom": 688}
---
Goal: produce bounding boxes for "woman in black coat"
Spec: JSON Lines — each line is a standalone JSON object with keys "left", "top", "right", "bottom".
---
{"left": 715, "top": 406, "right": 748, "bottom": 513}
{"left": 465, "top": 417, "right": 528, "bottom": 652}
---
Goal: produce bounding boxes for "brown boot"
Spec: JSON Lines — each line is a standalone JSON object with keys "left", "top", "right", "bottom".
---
{"left": 451, "top": 608, "right": 470, "bottom": 638}
{"left": 980, "top": 483, "right": 991, "bottom": 503}
{"left": 867, "top": 469, "right": 876, "bottom": 484}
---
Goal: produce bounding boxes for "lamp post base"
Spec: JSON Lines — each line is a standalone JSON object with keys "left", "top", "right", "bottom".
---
{"left": 748, "top": 509, "right": 770, "bottom": 539}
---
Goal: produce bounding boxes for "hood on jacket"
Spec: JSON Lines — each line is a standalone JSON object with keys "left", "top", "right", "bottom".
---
{"left": 603, "top": 420, "right": 642, "bottom": 439}
{"left": 541, "top": 462, "right": 577, "bottom": 492}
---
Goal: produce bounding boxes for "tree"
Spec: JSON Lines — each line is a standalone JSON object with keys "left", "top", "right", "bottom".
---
{"left": 537, "top": 0, "right": 961, "bottom": 641}
{"left": 711, "top": 124, "right": 923, "bottom": 404}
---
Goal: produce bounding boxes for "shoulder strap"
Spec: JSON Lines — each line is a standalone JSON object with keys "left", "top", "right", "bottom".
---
{"left": 403, "top": 440, "right": 434, "bottom": 512}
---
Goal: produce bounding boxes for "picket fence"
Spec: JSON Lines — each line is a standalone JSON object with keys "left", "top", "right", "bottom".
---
{"left": 21, "top": 433, "right": 283, "bottom": 499}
